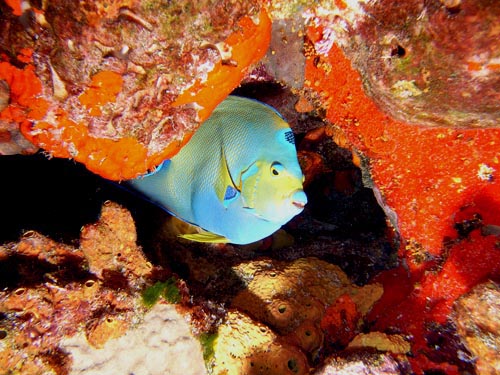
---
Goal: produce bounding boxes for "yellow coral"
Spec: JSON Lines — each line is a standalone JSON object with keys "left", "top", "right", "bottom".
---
{"left": 348, "top": 332, "right": 411, "bottom": 354}
{"left": 86, "top": 315, "right": 130, "bottom": 349}
{"left": 211, "top": 310, "right": 309, "bottom": 375}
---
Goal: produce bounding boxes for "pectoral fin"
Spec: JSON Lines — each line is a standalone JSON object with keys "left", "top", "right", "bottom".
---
{"left": 240, "top": 161, "right": 261, "bottom": 209}
{"left": 215, "top": 149, "right": 240, "bottom": 208}
{"left": 179, "top": 231, "right": 230, "bottom": 243}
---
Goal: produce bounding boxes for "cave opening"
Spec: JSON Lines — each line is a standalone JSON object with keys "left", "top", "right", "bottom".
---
{"left": 0, "top": 81, "right": 398, "bottom": 289}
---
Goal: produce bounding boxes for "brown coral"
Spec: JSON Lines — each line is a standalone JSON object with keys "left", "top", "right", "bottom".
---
{"left": 80, "top": 201, "right": 152, "bottom": 284}
{"left": 231, "top": 258, "right": 383, "bottom": 355}
{"left": 0, "top": 201, "right": 154, "bottom": 373}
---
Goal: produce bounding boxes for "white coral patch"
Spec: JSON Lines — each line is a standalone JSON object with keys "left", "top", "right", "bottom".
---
{"left": 477, "top": 163, "right": 495, "bottom": 182}
{"left": 61, "top": 304, "right": 206, "bottom": 375}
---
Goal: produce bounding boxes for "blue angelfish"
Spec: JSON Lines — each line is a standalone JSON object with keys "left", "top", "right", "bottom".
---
{"left": 127, "top": 95, "right": 307, "bottom": 244}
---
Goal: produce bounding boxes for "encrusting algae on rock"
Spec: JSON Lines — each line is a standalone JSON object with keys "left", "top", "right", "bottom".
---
{"left": 0, "top": 0, "right": 271, "bottom": 180}
{"left": 302, "top": 3, "right": 500, "bottom": 372}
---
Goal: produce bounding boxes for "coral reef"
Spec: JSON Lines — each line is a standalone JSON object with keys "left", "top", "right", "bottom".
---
{"left": 305, "top": 0, "right": 500, "bottom": 128}
{"left": 231, "top": 258, "right": 383, "bottom": 356}
{"left": 0, "top": 201, "right": 205, "bottom": 374}
{"left": 0, "top": 200, "right": 392, "bottom": 375}
{"left": 303, "top": 5, "right": 500, "bottom": 372}
{"left": 0, "top": 0, "right": 270, "bottom": 179}
{"left": 161, "top": 243, "right": 391, "bottom": 373}
{"left": 303, "top": 40, "right": 498, "bottom": 375}
{"left": 1, "top": 0, "right": 500, "bottom": 374}
{"left": 305, "top": 28, "right": 500, "bottom": 259}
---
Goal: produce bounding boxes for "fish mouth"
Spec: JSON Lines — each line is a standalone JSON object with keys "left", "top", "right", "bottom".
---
{"left": 292, "top": 200, "right": 306, "bottom": 209}
{"left": 290, "top": 189, "right": 307, "bottom": 210}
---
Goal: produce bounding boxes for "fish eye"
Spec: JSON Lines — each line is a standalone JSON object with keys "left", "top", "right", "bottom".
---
{"left": 271, "top": 162, "right": 284, "bottom": 176}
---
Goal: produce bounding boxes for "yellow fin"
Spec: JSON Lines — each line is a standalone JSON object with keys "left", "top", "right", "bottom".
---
{"left": 179, "top": 231, "right": 230, "bottom": 243}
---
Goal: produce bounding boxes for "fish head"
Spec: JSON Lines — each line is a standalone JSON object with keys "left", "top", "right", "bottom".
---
{"left": 240, "top": 129, "right": 307, "bottom": 224}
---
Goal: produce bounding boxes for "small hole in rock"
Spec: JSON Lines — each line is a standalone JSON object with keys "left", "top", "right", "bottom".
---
{"left": 287, "top": 358, "right": 299, "bottom": 373}
{"left": 85, "top": 280, "right": 95, "bottom": 288}
{"left": 278, "top": 305, "right": 287, "bottom": 314}
{"left": 391, "top": 44, "right": 406, "bottom": 57}
{"left": 424, "top": 370, "right": 447, "bottom": 375}
{"left": 22, "top": 311, "right": 34, "bottom": 321}
{"left": 305, "top": 330, "right": 312, "bottom": 336}
{"left": 446, "top": 5, "right": 461, "bottom": 15}
{"left": 22, "top": 230, "right": 36, "bottom": 238}
{"left": 0, "top": 330, "right": 7, "bottom": 340}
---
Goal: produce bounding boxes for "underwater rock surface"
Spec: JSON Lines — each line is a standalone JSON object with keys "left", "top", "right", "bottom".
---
{"left": 314, "top": 351, "right": 409, "bottom": 375}
{"left": 306, "top": 0, "right": 500, "bottom": 128}
{"left": 0, "top": 0, "right": 270, "bottom": 179}
{"left": 0, "top": 200, "right": 394, "bottom": 374}
{"left": 453, "top": 282, "right": 500, "bottom": 375}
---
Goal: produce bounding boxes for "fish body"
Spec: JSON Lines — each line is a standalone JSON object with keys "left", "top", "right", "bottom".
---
{"left": 127, "top": 96, "right": 307, "bottom": 244}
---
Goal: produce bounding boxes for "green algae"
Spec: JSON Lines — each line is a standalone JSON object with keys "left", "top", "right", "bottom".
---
{"left": 199, "top": 332, "right": 218, "bottom": 365}
{"left": 142, "top": 277, "right": 181, "bottom": 308}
